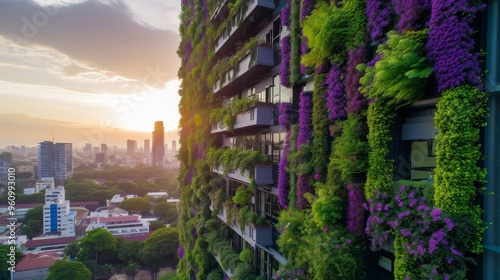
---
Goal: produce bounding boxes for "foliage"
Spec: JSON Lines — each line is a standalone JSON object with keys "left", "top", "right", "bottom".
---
{"left": 210, "top": 97, "right": 258, "bottom": 131}
{"left": 232, "top": 185, "right": 251, "bottom": 205}
{"left": 302, "top": 0, "right": 366, "bottom": 67}
{"left": 433, "top": 85, "right": 487, "bottom": 253}
{"left": 119, "top": 197, "right": 152, "bottom": 215}
{"left": 77, "top": 228, "right": 117, "bottom": 267}
{"left": 141, "top": 227, "right": 179, "bottom": 272}
{"left": 0, "top": 245, "right": 22, "bottom": 279}
{"left": 117, "top": 239, "right": 144, "bottom": 265}
{"left": 311, "top": 74, "right": 330, "bottom": 183}
{"left": 20, "top": 219, "right": 42, "bottom": 239}
{"left": 149, "top": 220, "right": 167, "bottom": 231}
{"left": 289, "top": 0, "right": 302, "bottom": 85}
{"left": 46, "top": 260, "right": 92, "bottom": 280}
{"left": 207, "top": 147, "right": 269, "bottom": 175}
{"left": 365, "top": 185, "right": 479, "bottom": 279}
{"left": 359, "top": 30, "right": 432, "bottom": 109}
{"left": 154, "top": 202, "right": 177, "bottom": 221}
{"left": 272, "top": 266, "right": 308, "bottom": 279}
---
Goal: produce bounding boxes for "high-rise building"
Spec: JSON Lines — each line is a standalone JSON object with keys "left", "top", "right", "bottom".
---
{"left": 0, "top": 152, "right": 13, "bottom": 182}
{"left": 43, "top": 186, "right": 75, "bottom": 237}
{"left": 144, "top": 139, "right": 150, "bottom": 155}
{"left": 176, "top": 0, "right": 500, "bottom": 279}
{"left": 83, "top": 143, "right": 92, "bottom": 154}
{"left": 152, "top": 121, "right": 165, "bottom": 166}
{"left": 127, "top": 140, "right": 137, "bottom": 154}
{"left": 38, "top": 141, "right": 72, "bottom": 184}
{"left": 171, "top": 140, "right": 176, "bottom": 153}
{"left": 101, "top": 143, "right": 108, "bottom": 155}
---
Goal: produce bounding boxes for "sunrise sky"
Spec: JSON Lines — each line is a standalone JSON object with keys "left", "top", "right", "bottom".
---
{"left": 0, "top": 0, "right": 182, "bottom": 148}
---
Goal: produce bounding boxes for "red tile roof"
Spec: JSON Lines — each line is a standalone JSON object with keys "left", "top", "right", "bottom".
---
{"left": 25, "top": 236, "right": 76, "bottom": 248}
{"left": 87, "top": 215, "right": 139, "bottom": 224}
{"left": 15, "top": 251, "right": 62, "bottom": 271}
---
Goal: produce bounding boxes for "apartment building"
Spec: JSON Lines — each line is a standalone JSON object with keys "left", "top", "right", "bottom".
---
{"left": 177, "top": 0, "right": 500, "bottom": 279}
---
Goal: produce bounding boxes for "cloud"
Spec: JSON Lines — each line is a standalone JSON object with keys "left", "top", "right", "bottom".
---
{"left": 0, "top": 0, "right": 181, "bottom": 89}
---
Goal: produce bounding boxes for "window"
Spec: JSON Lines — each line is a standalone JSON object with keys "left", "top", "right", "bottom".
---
{"left": 410, "top": 140, "right": 436, "bottom": 181}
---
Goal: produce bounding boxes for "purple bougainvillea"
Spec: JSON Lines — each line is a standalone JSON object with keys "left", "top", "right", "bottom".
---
{"left": 281, "top": 0, "right": 291, "bottom": 27}
{"left": 182, "top": 0, "right": 189, "bottom": 7}
{"left": 278, "top": 131, "right": 291, "bottom": 207}
{"left": 185, "top": 39, "right": 193, "bottom": 62}
{"left": 178, "top": 244, "right": 185, "bottom": 258}
{"left": 392, "top": 0, "right": 430, "bottom": 34}
{"left": 202, "top": 0, "right": 208, "bottom": 21}
{"left": 366, "top": 0, "right": 392, "bottom": 42}
{"left": 347, "top": 183, "right": 365, "bottom": 237}
{"left": 297, "top": 175, "right": 310, "bottom": 210}
{"left": 297, "top": 91, "right": 312, "bottom": 147}
{"left": 279, "top": 102, "right": 293, "bottom": 129}
{"left": 324, "top": 63, "right": 346, "bottom": 122}
{"left": 426, "top": 0, "right": 482, "bottom": 92}
{"left": 345, "top": 46, "right": 366, "bottom": 114}
{"left": 300, "top": 0, "right": 314, "bottom": 21}
{"left": 280, "top": 36, "right": 292, "bottom": 87}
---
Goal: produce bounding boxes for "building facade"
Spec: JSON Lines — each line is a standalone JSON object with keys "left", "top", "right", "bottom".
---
{"left": 43, "top": 186, "right": 75, "bottom": 237}
{"left": 177, "top": 0, "right": 499, "bottom": 279}
{"left": 0, "top": 152, "right": 12, "bottom": 183}
{"left": 126, "top": 139, "right": 137, "bottom": 154}
{"left": 37, "top": 141, "right": 72, "bottom": 184}
{"left": 152, "top": 121, "right": 165, "bottom": 166}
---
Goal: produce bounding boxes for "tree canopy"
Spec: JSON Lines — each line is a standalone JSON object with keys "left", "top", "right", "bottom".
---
{"left": 119, "top": 197, "right": 151, "bottom": 215}
{"left": 46, "top": 260, "right": 92, "bottom": 280}
{"left": 141, "top": 227, "right": 179, "bottom": 272}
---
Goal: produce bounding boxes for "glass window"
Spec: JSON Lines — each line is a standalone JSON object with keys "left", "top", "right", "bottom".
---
{"left": 410, "top": 141, "right": 436, "bottom": 181}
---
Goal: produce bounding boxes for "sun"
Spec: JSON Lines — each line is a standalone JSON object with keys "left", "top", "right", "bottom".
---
{"left": 116, "top": 80, "right": 181, "bottom": 132}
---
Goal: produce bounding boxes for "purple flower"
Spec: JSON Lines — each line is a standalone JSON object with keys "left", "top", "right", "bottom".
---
{"left": 346, "top": 239, "right": 352, "bottom": 244}
{"left": 399, "top": 185, "right": 406, "bottom": 192}
{"left": 281, "top": 0, "right": 291, "bottom": 27}
{"left": 366, "top": 0, "right": 392, "bottom": 42}
{"left": 300, "top": 0, "right": 314, "bottom": 21}
{"left": 280, "top": 36, "right": 291, "bottom": 87}
{"left": 345, "top": 46, "right": 367, "bottom": 114}
{"left": 313, "top": 173, "right": 320, "bottom": 180}
{"left": 297, "top": 91, "right": 313, "bottom": 147}
{"left": 392, "top": 0, "right": 430, "bottom": 34}
{"left": 178, "top": 244, "right": 185, "bottom": 258}
{"left": 347, "top": 183, "right": 365, "bottom": 236}
{"left": 430, "top": 208, "right": 442, "bottom": 221}
{"left": 426, "top": 0, "right": 483, "bottom": 91}
{"left": 323, "top": 226, "right": 328, "bottom": 232}
{"left": 443, "top": 217, "right": 455, "bottom": 230}
{"left": 278, "top": 131, "right": 291, "bottom": 207}
{"left": 324, "top": 63, "right": 347, "bottom": 122}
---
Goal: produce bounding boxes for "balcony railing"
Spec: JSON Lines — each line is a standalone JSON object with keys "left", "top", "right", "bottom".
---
{"left": 214, "top": 44, "right": 274, "bottom": 96}
{"left": 210, "top": 203, "right": 273, "bottom": 248}
{"left": 213, "top": 163, "right": 273, "bottom": 185}
{"left": 211, "top": 103, "right": 275, "bottom": 134}
{"left": 215, "top": 0, "right": 275, "bottom": 54}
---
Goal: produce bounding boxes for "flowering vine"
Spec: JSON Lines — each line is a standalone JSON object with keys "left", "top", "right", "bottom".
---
{"left": 280, "top": 36, "right": 292, "bottom": 87}
{"left": 345, "top": 45, "right": 366, "bottom": 114}
{"left": 324, "top": 62, "right": 346, "bottom": 123}
{"left": 366, "top": 0, "right": 392, "bottom": 42}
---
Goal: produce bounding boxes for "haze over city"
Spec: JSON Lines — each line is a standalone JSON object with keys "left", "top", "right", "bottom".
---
{"left": 0, "top": 0, "right": 182, "bottom": 147}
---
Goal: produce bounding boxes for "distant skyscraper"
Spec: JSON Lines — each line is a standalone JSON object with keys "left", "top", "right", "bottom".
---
{"left": 38, "top": 141, "right": 73, "bottom": 183}
{"left": 84, "top": 143, "right": 92, "bottom": 154}
{"left": 101, "top": 143, "right": 108, "bottom": 154}
{"left": 152, "top": 121, "right": 165, "bottom": 166}
{"left": 144, "top": 139, "right": 150, "bottom": 155}
{"left": 0, "top": 152, "right": 13, "bottom": 182}
{"left": 127, "top": 140, "right": 137, "bottom": 154}
{"left": 172, "top": 140, "right": 177, "bottom": 153}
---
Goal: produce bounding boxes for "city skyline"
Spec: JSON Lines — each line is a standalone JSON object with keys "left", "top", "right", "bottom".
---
{"left": 0, "top": 0, "right": 182, "bottom": 146}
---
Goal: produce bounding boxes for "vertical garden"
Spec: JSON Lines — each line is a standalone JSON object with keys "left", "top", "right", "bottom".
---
{"left": 177, "top": 0, "right": 488, "bottom": 278}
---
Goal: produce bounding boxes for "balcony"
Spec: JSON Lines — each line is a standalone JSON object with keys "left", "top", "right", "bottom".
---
{"left": 210, "top": 203, "right": 273, "bottom": 248}
{"left": 215, "top": 0, "right": 275, "bottom": 55}
{"left": 214, "top": 44, "right": 274, "bottom": 97}
{"left": 211, "top": 103, "right": 275, "bottom": 134}
{"left": 213, "top": 164, "right": 273, "bottom": 185}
